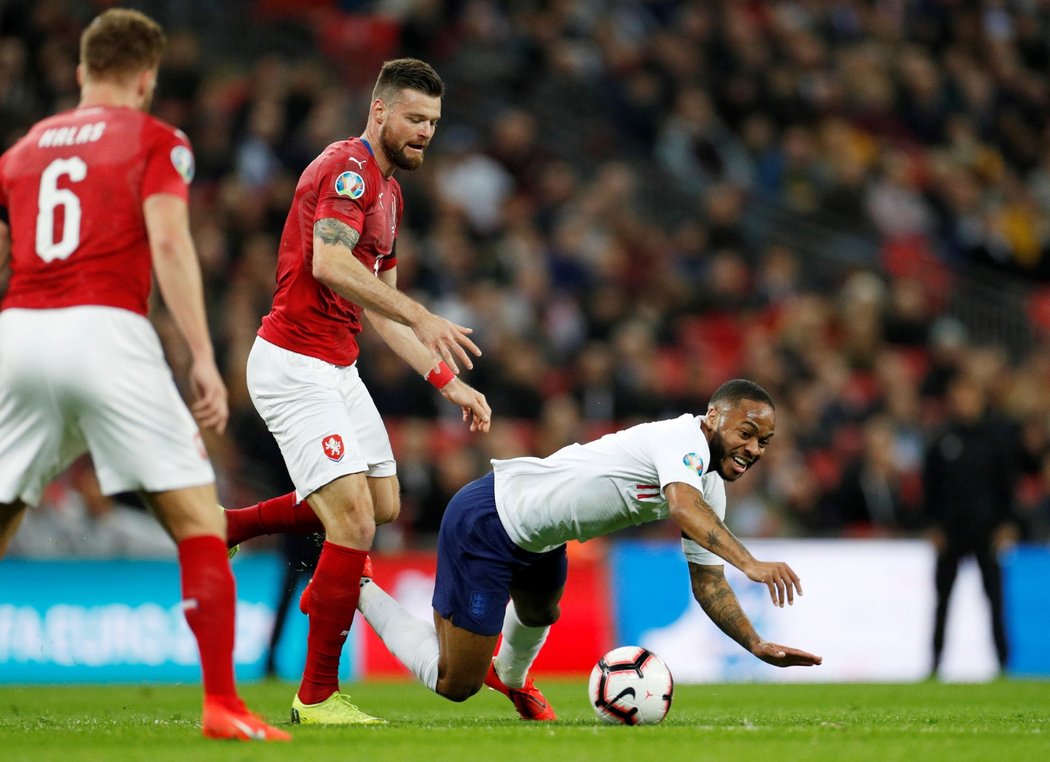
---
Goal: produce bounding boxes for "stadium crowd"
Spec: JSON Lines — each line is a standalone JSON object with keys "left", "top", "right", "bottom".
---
{"left": 5, "top": 0, "right": 1050, "bottom": 555}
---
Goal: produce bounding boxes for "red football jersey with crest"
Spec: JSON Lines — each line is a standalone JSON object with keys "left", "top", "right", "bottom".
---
{"left": 258, "top": 137, "right": 402, "bottom": 366}
{"left": 0, "top": 105, "right": 193, "bottom": 316}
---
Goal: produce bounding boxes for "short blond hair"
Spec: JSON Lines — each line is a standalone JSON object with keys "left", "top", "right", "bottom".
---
{"left": 80, "top": 8, "right": 166, "bottom": 80}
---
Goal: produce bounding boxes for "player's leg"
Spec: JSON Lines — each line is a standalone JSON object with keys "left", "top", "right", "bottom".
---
{"left": 222, "top": 472, "right": 398, "bottom": 549}
{"left": 356, "top": 573, "right": 498, "bottom": 699}
{"left": 495, "top": 590, "right": 562, "bottom": 686}
{"left": 485, "top": 556, "right": 566, "bottom": 721}
{"left": 290, "top": 472, "right": 381, "bottom": 724}
{"left": 0, "top": 500, "right": 27, "bottom": 557}
{"left": 362, "top": 471, "right": 514, "bottom": 700}
{"left": 224, "top": 491, "right": 323, "bottom": 547}
{"left": 434, "top": 613, "right": 501, "bottom": 700}
{"left": 931, "top": 544, "right": 961, "bottom": 677}
{"left": 145, "top": 483, "right": 290, "bottom": 741}
{"left": 975, "top": 542, "right": 1009, "bottom": 672}
{"left": 79, "top": 311, "right": 288, "bottom": 740}
{"left": 146, "top": 485, "right": 236, "bottom": 700}
{"left": 0, "top": 309, "right": 85, "bottom": 558}
{"left": 246, "top": 337, "right": 385, "bottom": 723}
{"left": 369, "top": 473, "right": 401, "bottom": 526}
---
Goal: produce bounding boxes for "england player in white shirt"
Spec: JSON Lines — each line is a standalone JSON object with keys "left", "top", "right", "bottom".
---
{"left": 357, "top": 378, "right": 822, "bottom": 720}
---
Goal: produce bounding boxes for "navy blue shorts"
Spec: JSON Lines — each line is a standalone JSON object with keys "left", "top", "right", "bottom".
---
{"left": 432, "top": 472, "right": 568, "bottom": 636}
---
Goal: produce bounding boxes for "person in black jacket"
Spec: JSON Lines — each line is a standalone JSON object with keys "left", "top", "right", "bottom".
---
{"left": 922, "top": 373, "right": 1019, "bottom": 678}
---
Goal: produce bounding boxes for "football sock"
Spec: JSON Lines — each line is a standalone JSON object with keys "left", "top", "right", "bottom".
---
{"left": 224, "top": 491, "right": 324, "bottom": 547}
{"left": 493, "top": 600, "right": 549, "bottom": 689}
{"left": 178, "top": 535, "right": 240, "bottom": 708}
{"left": 357, "top": 580, "right": 439, "bottom": 691}
{"left": 298, "top": 541, "right": 367, "bottom": 705}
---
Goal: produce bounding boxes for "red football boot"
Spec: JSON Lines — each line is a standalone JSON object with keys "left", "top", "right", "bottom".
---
{"left": 484, "top": 660, "right": 557, "bottom": 721}
{"left": 202, "top": 697, "right": 291, "bottom": 741}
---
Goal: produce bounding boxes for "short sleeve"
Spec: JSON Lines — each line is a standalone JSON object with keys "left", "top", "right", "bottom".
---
{"left": 631, "top": 416, "right": 710, "bottom": 496}
{"left": 142, "top": 125, "right": 193, "bottom": 201}
{"left": 680, "top": 476, "right": 727, "bottom": 566}
{"left": 682, "top": 536, "right": 722, "bottom": 566}
{"left": 314, "top": 158, "right": 370, "bottom": 233}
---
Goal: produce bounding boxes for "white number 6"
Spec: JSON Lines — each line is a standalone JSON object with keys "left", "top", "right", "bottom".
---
{"left": 36, "top": 157, "right": 87, "bottom": 262}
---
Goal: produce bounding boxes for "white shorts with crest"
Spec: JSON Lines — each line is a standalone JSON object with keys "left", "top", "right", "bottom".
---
{"left": 246, "top": 336, "right": 396, "bottom": 500}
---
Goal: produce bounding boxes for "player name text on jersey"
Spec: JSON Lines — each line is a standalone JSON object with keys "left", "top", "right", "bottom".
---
{"left": 38, "top": 122, "right": 107, "bottom": 149}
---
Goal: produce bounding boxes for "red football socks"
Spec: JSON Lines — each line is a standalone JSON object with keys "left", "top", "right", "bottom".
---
{"left": 177, "top": 535, "right": 238, "bottom": 702}
{"left": 225, "top": 491, "right": 325, "bottom": 547}
{"left": 297, "top": 541, "right": 368, "bottom": 705}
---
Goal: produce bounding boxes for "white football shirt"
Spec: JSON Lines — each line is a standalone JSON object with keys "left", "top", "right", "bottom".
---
{"left": 492, "top": 414, "right": 726, "bottom": 565}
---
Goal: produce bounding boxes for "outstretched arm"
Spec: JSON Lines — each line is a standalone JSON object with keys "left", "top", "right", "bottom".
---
{"left": 364, "top": 269, "right": 490, "bottom": 432}
{"left": 312, "top": 218, "right": 480, "bottom": 372}
{"left": 689, "top": 562, "right": 822, "bottom": 668}
{"left": 666, "top": 481, "right": 803, "bottom": 607}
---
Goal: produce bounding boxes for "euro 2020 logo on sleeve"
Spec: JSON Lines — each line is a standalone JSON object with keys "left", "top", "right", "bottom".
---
{"left": 335, "top": 170, "right": 365, "bottom": 199}
{"left": 682, "top": 452, "right": 704, "bottom": 475}
{"left": 170, "top": 145, "right": 195, "bottom": 184}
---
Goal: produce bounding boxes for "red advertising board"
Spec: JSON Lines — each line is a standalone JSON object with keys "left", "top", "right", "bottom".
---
{"left": 361, "top": 548, "right": 614, "bottom": 678}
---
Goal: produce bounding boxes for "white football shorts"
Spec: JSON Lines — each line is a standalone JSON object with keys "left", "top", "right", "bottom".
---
{"left": 246, "top": 336, "right": 396, "bottom": 499}
{"left": 0, "top": 306, "right": 215, "bottom": 506}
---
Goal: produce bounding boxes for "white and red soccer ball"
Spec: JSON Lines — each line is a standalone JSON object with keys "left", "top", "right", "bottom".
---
{"left": 588, "top": 646, "right": 674, "bottom": 725}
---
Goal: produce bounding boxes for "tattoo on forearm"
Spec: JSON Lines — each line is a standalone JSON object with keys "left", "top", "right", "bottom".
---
{"left": 693, "top": 567, "right": 757, "bottom": 650}
{"left": 692, "top": 493, "right": 734, "bottom": 554}
{"left": 315, "top": 218, "right": 360, "bottom": 250}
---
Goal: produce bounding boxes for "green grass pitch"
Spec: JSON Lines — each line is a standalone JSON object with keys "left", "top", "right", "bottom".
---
{"left": 0, "top": 679, "right": 1046, "bottom": 762}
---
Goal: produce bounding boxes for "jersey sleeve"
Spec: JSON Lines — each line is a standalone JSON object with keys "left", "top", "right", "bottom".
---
{"left": 314, "top": 156, "right": 370, "bottom": 233}
{"left": 634, "top": 417, "right": 710, "bottom": 495}
{"left": 142, "top": 124, "right": 193, "bottom": 201}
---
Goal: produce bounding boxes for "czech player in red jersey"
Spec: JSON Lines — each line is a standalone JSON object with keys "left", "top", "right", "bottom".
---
{"left": 0, "top": 9, "right": 288, "bottom": 742}
{"left": 233, "top": 58, "right": 491, "bottom": 725}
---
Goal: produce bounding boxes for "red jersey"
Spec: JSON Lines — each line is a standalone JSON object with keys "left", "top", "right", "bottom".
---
{"left": 258, "top": 137, "right": 401, "bottom": 366}
{"left": 0, "top": 106, "right": 193, "bottom": 316}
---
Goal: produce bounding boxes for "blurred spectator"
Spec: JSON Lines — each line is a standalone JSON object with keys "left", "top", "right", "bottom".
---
{"left": 836, "top": 415, "right": 922, "bottom": 537}
{"left": 922, "top": 374, "right": 1019, "bottom": 679}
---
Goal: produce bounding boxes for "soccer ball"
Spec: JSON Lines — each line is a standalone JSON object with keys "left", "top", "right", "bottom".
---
{"left": 588, "top": 646, "right": 674, "bottom": 725}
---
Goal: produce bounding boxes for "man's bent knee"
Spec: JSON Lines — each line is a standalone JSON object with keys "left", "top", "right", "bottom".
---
{"left": 436, "top": 677, "right": 484, "bottom": 703}
{"left": 516, "top": 604, "right": 560, "bottom": 629}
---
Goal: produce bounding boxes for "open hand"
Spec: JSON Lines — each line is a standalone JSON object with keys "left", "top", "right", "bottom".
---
{"left": 744, "top": 559, "right": 803, "bottom": 607}
{"left": 414, "top": 312, "right": 481, "bottom": 374}
{"left": 752, "top": 641, "right": 823, "bottom": 668}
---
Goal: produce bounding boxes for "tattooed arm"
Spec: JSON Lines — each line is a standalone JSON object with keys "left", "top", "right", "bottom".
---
{"left": 665, "top": 481, "right": 803, "bottom": 607}
{"left": 312, "top": 217, "right": 481, "bottom": 372}
{"left": 312, "top": 218, "right": 424, "bottom": 325}
{"left": 689, "top": 562, "right": 823, "bottom": 668}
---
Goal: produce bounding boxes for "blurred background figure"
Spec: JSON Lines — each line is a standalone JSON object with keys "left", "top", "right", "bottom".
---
{"left": 922, "top": 374, "right": 1020, "bottom": 679}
